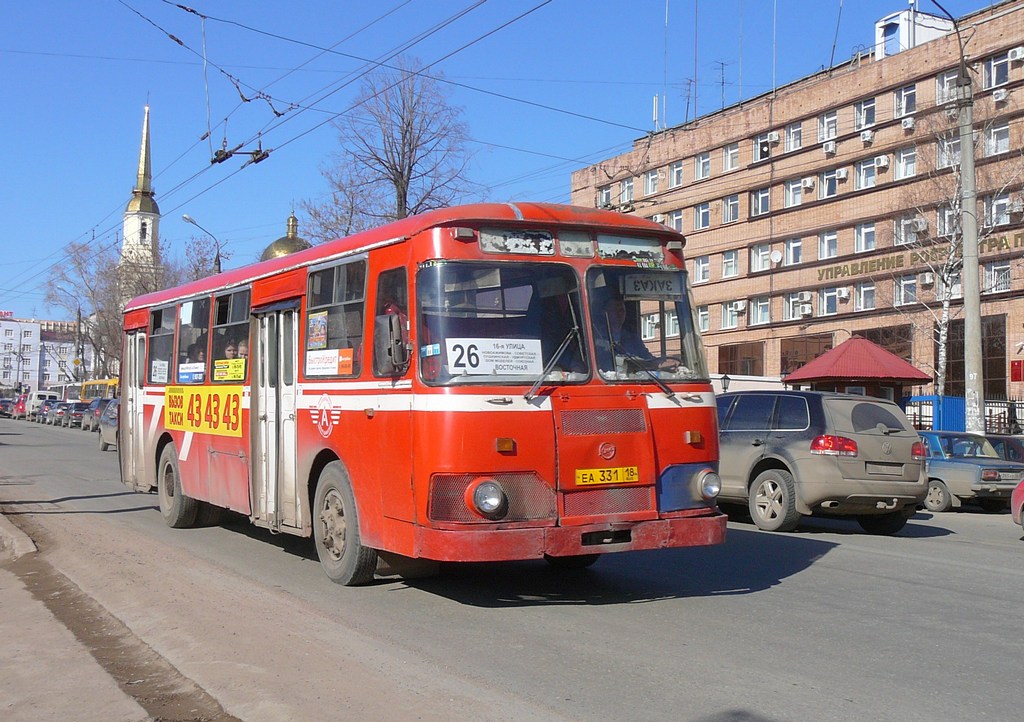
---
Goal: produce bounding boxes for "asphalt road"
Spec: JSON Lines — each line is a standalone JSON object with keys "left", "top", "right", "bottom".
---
{"left": 1, "top": 416, "right": 1022, "bottom": 721}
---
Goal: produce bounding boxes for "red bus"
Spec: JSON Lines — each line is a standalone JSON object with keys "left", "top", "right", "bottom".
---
{"left": 120, "top": 203, "right": 725, "bottom": 585}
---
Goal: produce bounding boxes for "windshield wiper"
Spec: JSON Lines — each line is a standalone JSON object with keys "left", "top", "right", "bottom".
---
{"left": 524, "top": 327, "right": 579, "bottom": 402}
{"left": 612, "top": 341, "right": 675, "bottom": 399}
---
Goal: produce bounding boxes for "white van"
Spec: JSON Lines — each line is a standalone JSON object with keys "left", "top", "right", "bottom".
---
{"left": 27, "top": 391, "right": 59, "bottom": 420}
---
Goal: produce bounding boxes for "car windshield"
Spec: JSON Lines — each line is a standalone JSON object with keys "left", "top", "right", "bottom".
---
{"left": 939, "top": 435, "right": 1000, "bottom": 459}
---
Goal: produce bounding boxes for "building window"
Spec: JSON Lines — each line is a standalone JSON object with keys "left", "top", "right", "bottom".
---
{"left": 936, "top": 69, "right": 958, "bottom": 104}
{"left": 693, "top": 255, "right": 710, "bottom": 282}
{"left": 985, "top": 192, "right": 1010, "bottom": 227}
{"left": 695, "top": 152, "right": 710, "bottom": 180}
{"left": 694, "top": 202, "right": 710, "bottom": 229}
{"left": 785, "top": 122, "right": 802, "bottom": 152}
{"left": 983, "top": 260, "right": 1011, "bottom": 293}
{"left": 749, "top": 296, "right": 770, "bottom": 326}
{"left": 719, "top": 341, "right": 765, "bottom": 376}
{"left": 140, "top": 221, "right": 148, "bottom": 242}
{"left": 938, "top": 271, "right": 963, "bottom": 299}
{"left": 669, "top": 161, "right": 684, "bottom": 187}
{"left": 21, "top": 344, "right": 30, "bottom": 354}
{"left": 983, "top": 52, "right": 1010, "bottom": 89}
{"left": 750, "top": 187, "right": 770, "bottom": 216}
{"left": 817, "top": 110, "right": 838, "bottom": 142}
{"left": 669, "top": 209, "right": 683, "bottom": 231}
{"left": 722, "top": 194, "right": 739, "bottom": 223}
{"left": 784, "top": 238, "right": 802, "bottom": 266}
{"left": 854, "top": 98, "right": 876, "bottom": 130}
{"left": 894, "top": 146, "right": 916, "bottom": 179}
{"left": 784, "top": 180, "right": 802, "bottom": 208}
{"left": 819, "top": 169, "right": 840, "bottom": 199}
{"left": 783, "top": 292, "right": 804, "bottom": 321}
{"left": 895, "top": 275, "right": 917, "bottom": 306}
{"left": 855, "top": 281, "right": 876, "bottom": 311}
{"left": 2, "top": 371, "right": 9, "bottom": 380}
{"left": 894, "top": 84, "right": 916, "bottom": 117}
{"left": 855, "top": 159, "right": 877, "bottom": 190}
{"left": 937, "top": 135, "right": 961, "bottom": 169}
{"left": 819, "top": 287, "right": 840, "bottom": 316}
{"left": 894, "top": 214, "right": 921, "bottom": 245}
{"left": 697, "top": 305, "right": 709, "bottom": 332}
{"left": 619, "top": 178, "right": 634, "bottom": 204}
{"left": 986, "top": 121, "right": 1010, "bottom": 156}
{"left": 22, "top": 329, "right": 32, "bottom": 338}
{"left": 597, "top": 185, "right": 612, "bottom": 207}
{"left": 43, "top": 373, "right": 51, "bottom": 382}
{"left": 818, "top": 230, "right": 838, "bottom": 260}
{"left": 937, "top": 204, "right": 957, "bottom": 236}
{"left": 43, "top": 359, "right": 51, "bottom": 368}
{"left": 855, "top": 223, "right": 875, "bottom": 253}
{"left": 641, "top": 313, "right": 659, "bottom": 341}
{"left": 664, "top": 310, "right": 680, "bottom": 338}
{"left": 721, "top": 302, "right": 740, "bottom": 330}
{"left": 754, "top": 133, "right": 772, "bottom": 162}
{"left": 722, "top": 250, "right": 739, "bottom": 278}
{"left": 750, "top": 243, "right": 771, "bottom": 273}
{"left": 644, "top": 170, "right": 659, "bottom": 196}
{"left": 723, "top": 143, "right": 739, "bottom": 171}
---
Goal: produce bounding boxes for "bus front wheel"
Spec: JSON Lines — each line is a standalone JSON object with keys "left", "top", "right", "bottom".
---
{"left": 313, "top": 462, "right": 378, "bottom": 586}
{"left": 158, "top": 444, "right": 198, "bottom": 528}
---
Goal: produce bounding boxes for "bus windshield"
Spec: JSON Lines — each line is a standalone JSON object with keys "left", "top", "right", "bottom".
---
{"left": 586, "top": 266, "right": 709, "bottom": 383}
{"left": 417, "top": 261, "right": 588, "bottom": 386}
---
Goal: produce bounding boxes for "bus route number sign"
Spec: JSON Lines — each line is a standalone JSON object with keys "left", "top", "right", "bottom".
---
{"left": 165, "top": 386, "right": 243, "bottom": 438}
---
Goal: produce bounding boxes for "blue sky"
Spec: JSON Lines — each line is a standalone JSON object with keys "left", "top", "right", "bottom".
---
{"left": 0, "top": 0, "right": 988, "bottom": 320}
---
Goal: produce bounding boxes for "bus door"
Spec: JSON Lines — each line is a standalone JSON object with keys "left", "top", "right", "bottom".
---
{"left": 121, "top": 330, "right": 149, "bottom": 491}
{"left": 251, "top": 304, "right": 300, "bottom": 531}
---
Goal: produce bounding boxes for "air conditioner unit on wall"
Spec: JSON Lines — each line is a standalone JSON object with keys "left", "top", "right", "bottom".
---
{"left": 1009, "top": 198, "right": 1024, "bottom": 214}
{"left": 798, "top": 303, "right": 813, "bottom": 316}
{"left": 766, "top": 130, "right": 781, "bottom": 143}
{"left": 734, "top": 301, "right": 747, "bottom": 314}
{"left": 993, "top": 88, "right": 1009, "bottom": 103}
{"left": 1008, "top": 46, "right": 1024, "bottom": 62}
{"left": 912, "top": 217, "right": 928, "bottom": 232}
{"left": 802, "top": 177, "right": 815, "bottom": 190}
{"left": 835, "top": 168, "right": 849, "bottom": 180}
{"left": 796, "top": 291, "right": 812, "bottom": 302}
{"left": 652, "top": 214, "right": 665, "bottom": 223}
{"left": 860, "top": 130, "right": 875, "bottom": 143}
{"left": 837, "top": 287, "right": 851, "bottom": 301}
{"left": 920, "top": 272, "right": 935, "bottom": 286}
{"left": 901, "top": 117, "right": 916, "bottom": 130}
{"left": 875, "top": 155, "right": 889, "bottom": 168}
{"left": 823, "top": 141, "right": 837, "bottom": 154}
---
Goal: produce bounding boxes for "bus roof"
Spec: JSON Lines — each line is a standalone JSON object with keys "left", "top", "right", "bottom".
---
{"left": 124, "top": 202, "right": 682, "bottom": 313}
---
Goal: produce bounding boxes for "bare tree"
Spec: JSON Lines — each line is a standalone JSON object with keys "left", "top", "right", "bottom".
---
{"left": 887, "top": 108, "right": 1024, "bottom": 395}
{"left": 301, "top": 57, "right": 476, "bottom": 242}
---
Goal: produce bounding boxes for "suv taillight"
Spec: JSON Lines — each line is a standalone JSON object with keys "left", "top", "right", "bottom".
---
{"left": 911, "top": 441, "right": 926, "bottom": 460}
{"left": 810, "top": 435, "right": 858, "bottom": 456}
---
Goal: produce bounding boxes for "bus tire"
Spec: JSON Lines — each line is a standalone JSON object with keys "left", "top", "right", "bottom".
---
{"left": 196, "top": 502, "right": 224, "bottom": 527}
{"left": 158, "top": 444, "right": 198, "bottom": 528}
{"left": 313, "top": 462, "right": 377, "bottom": 586}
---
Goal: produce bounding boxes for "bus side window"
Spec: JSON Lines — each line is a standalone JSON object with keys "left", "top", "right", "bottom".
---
{"left": 212, "top": 288, "right": 250, "bottom": 383}
{"left": 176, "top": 298, "right": 211, "bottom": 384}
{"left": 148, "top": 306, "right": 177, "bottom": 385}
{"left": 306, "top": 260, "right": 366, "bottom": 377}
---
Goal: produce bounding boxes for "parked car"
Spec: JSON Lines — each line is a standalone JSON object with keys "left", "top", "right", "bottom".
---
{"left": 1012, "top": 479, "right": 1024, "bottom": 531}
{"left": 62, "top": 401, "right": 90, "bottom": 428}
{"left": 0, "top": 398, "right": 12, "bottom": 417}
{"left": 81, "top": 398, "right": 112, "bottom": 432}
{"left": 46, "top": 401, "right": 70, "bottom": 426}
{"left": 715, "top": 391, "right": 927, "bottom": 534}
{"left": 26, "top": 390, "right": 59, "bottom": 421}
{"left": 986, "top": 434, "right": 1024, "bottom": 463}
{"left": 36, "top": 398, "right": 57, "bottom": 422}
{"left": 919, "top": 431, "right": 1024, "bottom": 512}
{"left": 98, "top": 398, "right": 119, "bottom": 452}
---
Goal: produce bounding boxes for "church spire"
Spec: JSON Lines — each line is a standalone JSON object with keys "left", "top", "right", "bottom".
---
{"left": 126, "top": 105, "right": 159, "bottom": 215}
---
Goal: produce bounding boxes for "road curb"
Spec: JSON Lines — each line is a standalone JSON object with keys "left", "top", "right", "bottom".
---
{"left": 0, "top": 511, "right": 37, "bottom": 560}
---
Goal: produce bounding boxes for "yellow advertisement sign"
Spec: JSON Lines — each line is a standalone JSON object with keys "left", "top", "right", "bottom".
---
{"left": 164, "top": 385, "right": 243, "bottom": 437}
{"left": 213, "top": 358, "right": 246, "bottom": 382}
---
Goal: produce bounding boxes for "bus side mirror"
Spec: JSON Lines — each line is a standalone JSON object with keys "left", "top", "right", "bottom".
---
{"left": 374, "top": 314, "right": 409, "bottom": 375}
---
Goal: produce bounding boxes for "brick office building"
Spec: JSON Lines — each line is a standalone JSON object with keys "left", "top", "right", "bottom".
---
{"left": 571, "top": 0, "right": 1024, "bottom": 399}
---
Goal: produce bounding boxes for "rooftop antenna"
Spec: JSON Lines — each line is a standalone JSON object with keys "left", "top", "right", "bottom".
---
{"left": 693, "top": 0, "right": 699, "bottom": 118}
{"left": 662, "top": 0, "right": 669, "bottom": 128}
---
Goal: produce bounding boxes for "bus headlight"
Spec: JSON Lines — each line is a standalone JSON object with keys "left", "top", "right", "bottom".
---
{"left": 466, "top": 478, "right": 508, "bottom": 520}
{"left": 699, "top": 469, "right": 722, "bottom": 500}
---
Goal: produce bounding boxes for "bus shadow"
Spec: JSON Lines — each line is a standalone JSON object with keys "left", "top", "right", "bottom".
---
{"left": 404, "top": 528, "right": 839, "bottom": 607}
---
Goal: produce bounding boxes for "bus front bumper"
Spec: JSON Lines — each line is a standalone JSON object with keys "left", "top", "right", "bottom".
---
{"left": 412, "top": 510, "right": 727, "bottom": 562}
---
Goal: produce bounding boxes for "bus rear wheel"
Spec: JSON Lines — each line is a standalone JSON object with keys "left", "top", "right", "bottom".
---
{"left": 313, "top": 462, "right": 378, "bottom": 586}
{"left": 158, "top": 444, "right": 198, "bottom": 528}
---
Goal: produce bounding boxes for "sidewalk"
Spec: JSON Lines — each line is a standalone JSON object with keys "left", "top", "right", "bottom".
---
{"left": 0, "top": 513, "right": 149, "bottom": 722}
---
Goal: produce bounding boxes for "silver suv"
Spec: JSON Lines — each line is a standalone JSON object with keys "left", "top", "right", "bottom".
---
{"left": 716, "top": 391, "right": 927, "bottom": 534}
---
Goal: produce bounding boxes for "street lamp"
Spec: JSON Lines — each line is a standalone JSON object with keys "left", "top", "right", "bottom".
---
{"left": 182, "top": 214, "right": 223, "bottom": 273}
{"left": 720, "top": 374, "right": 731, "bottom": 393}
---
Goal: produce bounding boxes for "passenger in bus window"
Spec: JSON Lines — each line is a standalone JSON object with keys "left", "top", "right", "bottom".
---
{"left": 223, "top": 340, "right": 237, "bottom": 359}
{"left": 187, "top": 343, "right": 206, "bottom": 363}
{"left": 593, "top": 295, "right": 678, "bottom": 373}
{"left": 237, "top": 338, "right": 248, "bottom": 359}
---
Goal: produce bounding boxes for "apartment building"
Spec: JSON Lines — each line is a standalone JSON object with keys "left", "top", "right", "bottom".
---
{"left": 571, "top": 0, "right": 1024, "bottom": 399}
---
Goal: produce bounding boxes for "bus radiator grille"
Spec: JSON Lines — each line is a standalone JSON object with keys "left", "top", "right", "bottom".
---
{"left": 560, "top": 409, "right": 646, "bottom": 436}
{"left": 562, "top": 486, "right": 654, "bottom": 517}
{"left": 429, "top": 472, "right": 556, "bottom": 523}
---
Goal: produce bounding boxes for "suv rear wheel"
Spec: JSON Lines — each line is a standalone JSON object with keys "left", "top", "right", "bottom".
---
{"left": 748, "top": 469, "right": 800, "bottom": 532}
